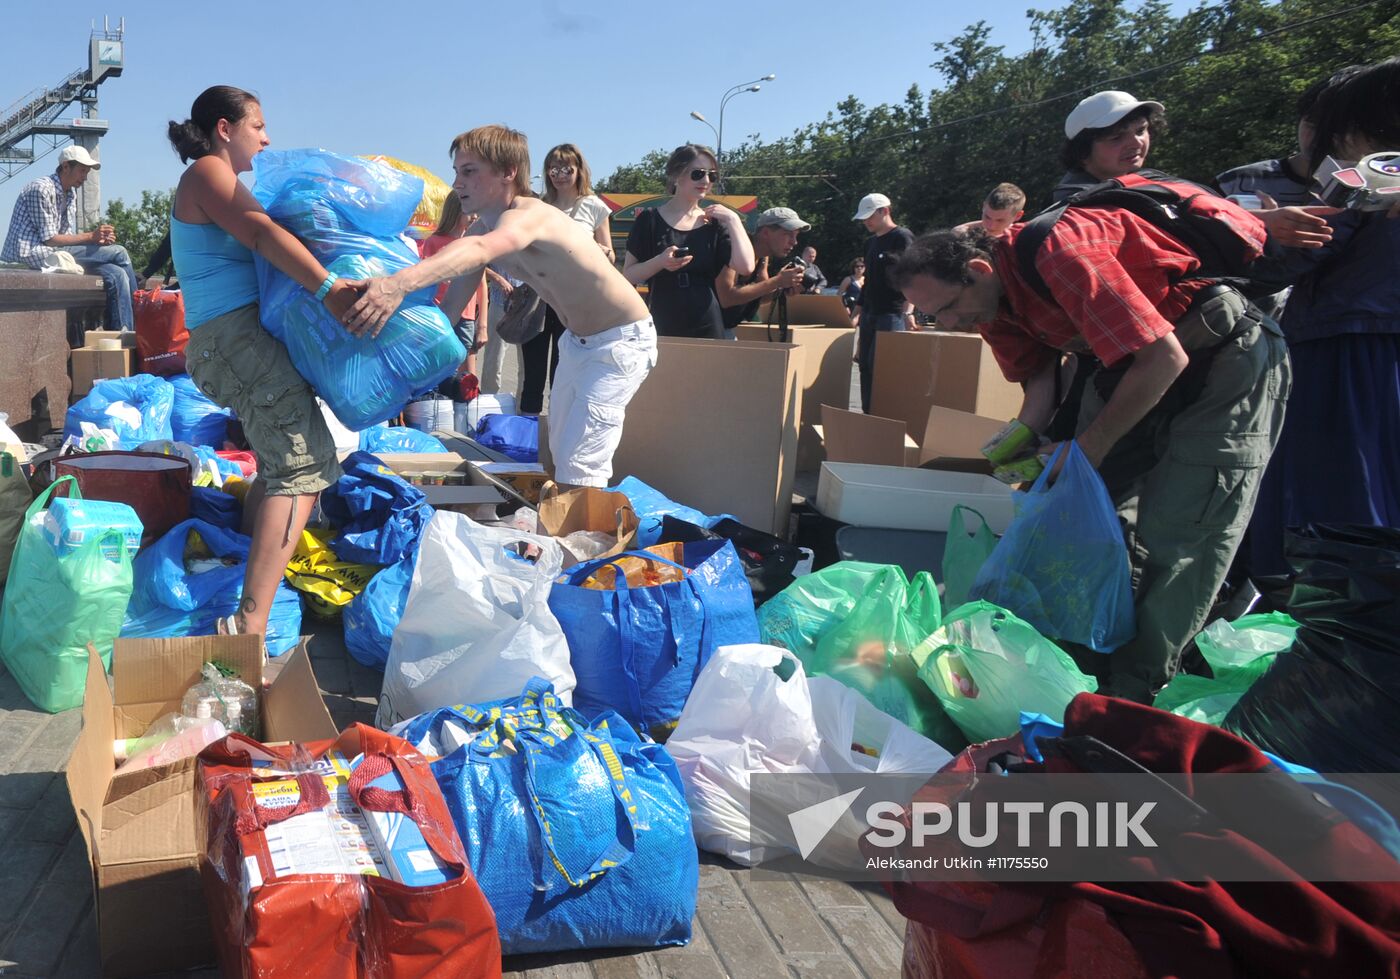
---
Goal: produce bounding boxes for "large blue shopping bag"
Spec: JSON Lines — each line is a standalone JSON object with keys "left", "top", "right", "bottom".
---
{"left": 547, "top": 539, "right": 759, "bottom": 736}
{"left": 398, "top": 678, "right": 697, "bottom": 955}
{"left": 969, "top": 441, "right": 1134, "bottom": 653}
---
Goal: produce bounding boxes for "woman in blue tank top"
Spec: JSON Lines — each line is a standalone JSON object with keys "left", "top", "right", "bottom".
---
{"left": 168, "top": 85, "right": 361, "bottom": 647}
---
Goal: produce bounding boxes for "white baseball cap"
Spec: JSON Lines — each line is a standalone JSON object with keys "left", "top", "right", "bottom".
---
{"left": 1064, "top": 91, "right": 1165, "bottom": 139}
{"left": 852, "top": 193, "right": 891, "bottom": 221}
{"left": 58, "top": 145, "right": 100, "bottom": 169}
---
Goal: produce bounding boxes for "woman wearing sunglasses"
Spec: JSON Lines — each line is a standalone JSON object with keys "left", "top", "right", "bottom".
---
{"left": 624, "top": 143, "right": 754, "bottom": 339}
{"left": 519, "top": 144, "right": 614, "bottom": 415}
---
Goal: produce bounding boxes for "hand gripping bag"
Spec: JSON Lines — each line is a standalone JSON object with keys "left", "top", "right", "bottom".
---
{"left": 196, "top": 725, "right": 501, "bottom": 979}
{"left": 667, "top": 644, "right": 952, "bottom": 867}
{"left": 377, "top": 511, "right": 575, "bottom": 727}
{"left": 64, "top": 374, "right": 176, "bottom": 449}
{"left": 913, "top": 601, "right": 1098, "bottom": 744}
{"left": 548, "top": 540, "right": 759, "bottom": 738}
{"left": 252, "top": 150, "right": 464, "bottom": 429}
{"left": 121, "top": 518, "right": 302, "bottom": 657}
{"left": 396, "top": 679, "right": 697, "bottom": 955}
{"left": 0, "top": 477, "right": 137, "bottom": 711}
{"left": 969, "top": 441, "right": 1135, "bottom": 653}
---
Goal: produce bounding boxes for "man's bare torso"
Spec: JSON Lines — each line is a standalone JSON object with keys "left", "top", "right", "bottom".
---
{"left": 489, "top": 197, "right": 648, "bottom": 338}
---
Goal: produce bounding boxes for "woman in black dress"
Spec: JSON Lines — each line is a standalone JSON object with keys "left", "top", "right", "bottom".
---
{"left": 623, "top": 144, "right": 754, "bottom": 338}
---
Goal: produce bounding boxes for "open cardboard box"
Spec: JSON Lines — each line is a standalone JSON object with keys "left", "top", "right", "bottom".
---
{"left": 819, "top": 404, "right": 1008, "bottom": 476}
{"left": 734, "top": 323, "right": 854, "bottom": 473}
{"left": 870, "top": 330, "right": 1021, "bottom": 444}
{"left": 372, "top": 451, "right": 526, "bottom": 513}
{"left": 66, "top": 635, "right": 337, "bottom": 977}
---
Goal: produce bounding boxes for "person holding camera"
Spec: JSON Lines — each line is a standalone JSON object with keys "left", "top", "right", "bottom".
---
{"left": 716, "top": 206, "right": 811, "bottom": 338}
{"left": 623, "top": 143, "right": 755, "bottom": 339}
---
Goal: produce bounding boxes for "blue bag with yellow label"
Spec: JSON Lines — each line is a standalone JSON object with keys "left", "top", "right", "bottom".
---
{"left": 397, "top": 678, "right": 697, "bottom": 955}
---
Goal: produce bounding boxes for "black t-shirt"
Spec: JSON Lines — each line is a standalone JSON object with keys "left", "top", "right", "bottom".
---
{"left": 861, "top": 226, "right": 914, "bottom": 317}
{"left": 627, "top": 206, "right": 733, "bottom": 339}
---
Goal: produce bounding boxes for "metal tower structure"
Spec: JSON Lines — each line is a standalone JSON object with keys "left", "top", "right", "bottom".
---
{"left": 0, "top": 18, "right": 125, "bottom": 227}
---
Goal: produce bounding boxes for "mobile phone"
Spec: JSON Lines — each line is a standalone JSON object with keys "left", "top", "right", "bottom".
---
{"left": 673, "top": 247, "right": 692, "bottom": 259}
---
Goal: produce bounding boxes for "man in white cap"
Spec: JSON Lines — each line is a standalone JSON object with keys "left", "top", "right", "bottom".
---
{"left": 852, "top": 192, "right": 915, "bottom": 413}
{"left": 1054, "top": 91, "right": 1166, "bottom": 203}
{"left": 1, "top": 145, "right": 138, "bottom": 331}
{"left": 716, "top": 206, "right": 810, "bottom": 337}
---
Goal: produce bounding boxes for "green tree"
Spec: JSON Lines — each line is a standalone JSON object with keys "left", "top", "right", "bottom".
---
{"left": 103, "top": 189, "right": 174, "bottom": 276}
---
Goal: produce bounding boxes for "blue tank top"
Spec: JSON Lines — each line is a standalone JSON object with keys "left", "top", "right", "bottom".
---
{"left": 170, "top": 214, "right": 259, "bottom": 328}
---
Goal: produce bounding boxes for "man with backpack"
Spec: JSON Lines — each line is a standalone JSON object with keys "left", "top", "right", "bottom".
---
{"left": 892, "top": 186, "right": 1291, "bottom": 704}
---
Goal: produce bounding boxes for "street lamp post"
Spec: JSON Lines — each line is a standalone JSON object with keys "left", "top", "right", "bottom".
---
{"left": 690, "top": 73, "right": 774, "bottom": 193}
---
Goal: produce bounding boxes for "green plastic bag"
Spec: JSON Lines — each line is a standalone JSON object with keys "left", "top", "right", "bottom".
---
{"left": 0, "top": 477, "right": 137, "bottom": 712}
{"left": 913, "top": 601, "right": 1098, "bottom": 744}
{"left": 942, "top": 505, "right": 996, "bottom": 611}
{"left": 1152, "top": 612, "right": 1298, "bottom": 726}
{"left": 758, "top": 562, "right": 964, "bottom": 750}
{"left": 0, "top": 450, "right": 31, "bottom": 587}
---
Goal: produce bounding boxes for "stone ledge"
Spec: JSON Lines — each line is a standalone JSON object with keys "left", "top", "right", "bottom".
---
{"left": 0, "top": 270, "right": 105, "bottom": 313}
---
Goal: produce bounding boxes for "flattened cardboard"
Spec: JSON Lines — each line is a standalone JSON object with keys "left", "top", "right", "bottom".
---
{"left": 735, "top": 323, "right": 855, "bottom": 472}
{"left": 71, "top": 346, "right": 134, "bottom": 398}
{"left": 919, "top": 406, "right": 1007, "bottom": 475}
{"left": 819, "top": 405, "right": 919, "bottom": 468}
{"left": 608, "top": 336, "right": 802, "bottom": 537}
{"left": 870, "top": 331, "right": 1021, "bottom": 443}
{"left": 67, "top": 635, "right": 336, "bottom": 977}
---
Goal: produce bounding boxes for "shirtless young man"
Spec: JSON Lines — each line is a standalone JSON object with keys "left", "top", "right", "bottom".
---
{"left": 346, "top": 125, "right": 655, "bottom": 488}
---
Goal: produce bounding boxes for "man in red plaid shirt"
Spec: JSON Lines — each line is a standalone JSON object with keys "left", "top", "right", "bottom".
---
{"left": 892, "top": 211, "right": 1291, "bottom": 702}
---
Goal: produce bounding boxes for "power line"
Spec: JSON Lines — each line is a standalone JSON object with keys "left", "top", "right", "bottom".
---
{"left": 860, "top": 0, "right": 1389, "bottom": 145}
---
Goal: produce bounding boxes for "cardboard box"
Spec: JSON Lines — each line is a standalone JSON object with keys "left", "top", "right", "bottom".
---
{"left": 918, "top": 406, "right": 1008, "bottom": 474}
{"left": 71, "top": 346, "right": 134, "bottom": 399}
{"left": 870, "top": 331, "right": 1021, "bottom": 443}
{"left": 818, "top": 404, "right": 920, "bottom": 468}
{"left": 609, "top": 336, "right": 803, "bottom": 537}
{"left": 756, "top": 294, "right": 855, "bottom": 331}
{"left": 735, "top": 323, "right": 855, "bottom": 472}
{"left": 84, "top": 330, "right": 138, "bottom": 349}
{"left": 66, "top": 635, "right": 337, "bottom": 977}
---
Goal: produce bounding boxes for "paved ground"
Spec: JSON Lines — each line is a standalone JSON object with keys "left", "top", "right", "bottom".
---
{"left": 0, "top": 622, "right": 906, "bottom": 978}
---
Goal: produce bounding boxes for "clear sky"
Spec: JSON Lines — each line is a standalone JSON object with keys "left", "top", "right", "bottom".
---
{"left": 0, "top": 0, "right": 1197, "bottom": 222}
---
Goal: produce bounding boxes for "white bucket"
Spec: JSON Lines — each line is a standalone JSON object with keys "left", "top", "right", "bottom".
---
{"left": 404, "top": 398, "right": 455, "bottom": 434}
{"left": 454, "top": 394, "right": 518, "bottom": 433}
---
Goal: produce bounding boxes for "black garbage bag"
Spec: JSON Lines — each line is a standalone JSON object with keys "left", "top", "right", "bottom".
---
{"left": 1224, "top": 524, "right": 1400, "bottom": 772}
{"left": 659, "top": 515, "right": 801, "bottom": 607}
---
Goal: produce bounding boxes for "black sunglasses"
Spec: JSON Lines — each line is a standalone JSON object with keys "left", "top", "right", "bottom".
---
{"left": 689, "top": 168, "right": 718, "bottom": 182}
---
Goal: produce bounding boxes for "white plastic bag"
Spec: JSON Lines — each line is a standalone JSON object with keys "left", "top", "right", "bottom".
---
{"left": 376, "top": 510, "right": 575, "bottom": 727}
{"left": 666, "top": 643, "right": 952, "bottom": 867}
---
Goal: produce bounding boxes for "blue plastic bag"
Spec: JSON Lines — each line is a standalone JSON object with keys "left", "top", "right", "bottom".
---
{"left": 168, "top": 374, "right": 232, "bottom": 447}
{"left": 475, "top": 414, "right": 538, "bottom": 463}
{"left": 190, "top": 485, "right": 241, "bottom": 532}
{"left": 359, "top": 426, "right": 447, "bottom": 455}
{"left": 399, "top": 679, "right": 696, "bottom": 955}
{"left": 609, "top": 476, "right": 737, "bottom": 547}
{"left": 548, "top": 539, "right": 759, "bottom": 735}
{"left": 343, "top": 550, "right": 415, "bottom": 670}
{"left": 969, "top": 441, "right": 1134, "bottom": 653}
{"left": 320, "top": 451, "right": 434, "bottom": 565}
{"left": 252, "top": 150, "right": 464, "bottom": 429}
{"left": 121, "top": 518, "right": 301, "bottom": 656}
{"left": 64, "top": 375, "right": 175, "bottom": 449}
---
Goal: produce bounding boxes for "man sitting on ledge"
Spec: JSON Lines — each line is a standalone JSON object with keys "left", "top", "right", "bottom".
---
{"left": 1, "top": 146, "right": 138, "bottom": 332}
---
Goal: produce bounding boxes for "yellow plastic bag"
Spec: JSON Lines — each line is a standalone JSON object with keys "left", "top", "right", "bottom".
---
{"left": 283, "top": 529, "right": 381, "bottom": 618}
{"left": 363, "top": 155, "right": 452, "bottom": 239}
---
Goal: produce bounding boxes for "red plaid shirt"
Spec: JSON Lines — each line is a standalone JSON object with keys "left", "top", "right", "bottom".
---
{"left": 985, "top": 208, "right": 1240, "bottom": 382}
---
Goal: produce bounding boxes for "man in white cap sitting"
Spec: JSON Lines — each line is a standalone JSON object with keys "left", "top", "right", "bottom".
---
{"left": 2, "top": 146, "right": 139, "bottom": 331}
{"left": 852, "top": 192, "right": 915, "bottom": 413}
{"left": 1054, "top": 91, "right": 1167, "bottom": 203}
{"left": 716, "top": 206, "right": 811, "bottom": 338}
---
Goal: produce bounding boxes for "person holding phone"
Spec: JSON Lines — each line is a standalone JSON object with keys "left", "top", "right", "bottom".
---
{"left": 623, "top": 143, "right": 755, "bottom": 339}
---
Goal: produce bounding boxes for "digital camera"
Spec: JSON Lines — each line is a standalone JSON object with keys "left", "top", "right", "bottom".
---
{"left": 1315, "top": 152, "right": 1400, "bottom": 211}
